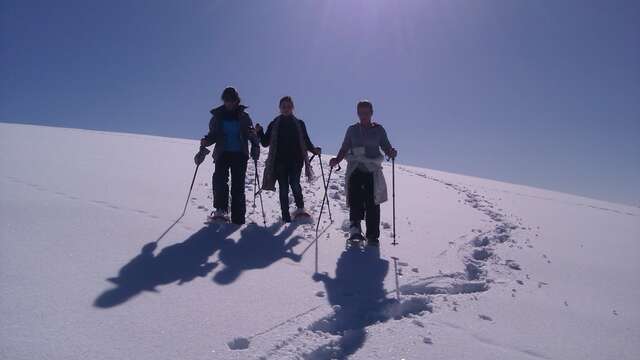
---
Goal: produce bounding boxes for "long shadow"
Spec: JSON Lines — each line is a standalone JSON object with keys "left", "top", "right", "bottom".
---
{"left": 94, "top": 223, "right": 239, "bottom": 308}
{"left": 307, "top": 247, "right": 391, "bottom": 359}
{"left": 213, "top": 222, "right": 303, "bottom": 285}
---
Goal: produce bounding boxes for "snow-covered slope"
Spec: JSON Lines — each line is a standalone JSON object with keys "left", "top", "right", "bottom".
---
{"left": 1, "top": 122, "right": 638, "bottom": 360}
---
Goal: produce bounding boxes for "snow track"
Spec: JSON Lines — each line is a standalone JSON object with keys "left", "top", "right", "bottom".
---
{"left": 232, "top": 164, "right": 532, "bottom": 359}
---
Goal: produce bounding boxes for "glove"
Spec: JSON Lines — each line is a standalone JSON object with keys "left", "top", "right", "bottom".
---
{"left": 250, "top": 146, "right": 260, "bottom": 161}
{"left": 194, "top": 147, "right": 210, "bottom": 165}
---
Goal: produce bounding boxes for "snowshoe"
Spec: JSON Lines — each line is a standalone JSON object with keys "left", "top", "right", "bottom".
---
{"left": 293, "top": 208, "right": 312, "bottom": 223}
{"left": 294, "top": 211, "right": 311, "bottom": 219}
{"left": 207, "top": 210, "right": 229, "bottom": 224}
{"left": 346, "top": 221, "right": 366, "bottom": 248}
{"left": 366, "top": 237, "right": 380, "bottom": 247}
{"left": 346, "top": 232, "right": 366, "bottom": 249}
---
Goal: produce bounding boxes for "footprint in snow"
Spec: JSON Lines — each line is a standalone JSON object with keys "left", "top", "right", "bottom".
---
{"left": 227, "top": 337, "right": 250, "bottom": 350}
{"left": 505, "top": 260, "right": 521, "bottom": 270}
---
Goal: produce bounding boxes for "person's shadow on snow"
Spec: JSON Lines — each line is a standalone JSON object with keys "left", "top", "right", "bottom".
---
{"left": 94, "top": 223, "right": 239, "bottom": 308}
{"left": 212, "top": 222, "right": 303, "bottom": 285}
{"left": 308, "top": 247, "right": 390, "bottom": 359}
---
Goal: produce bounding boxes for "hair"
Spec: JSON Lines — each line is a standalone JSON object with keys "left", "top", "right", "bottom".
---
{"left": 279, "top": 96, "right": 294, "bottom": 107}
{"left": 221, "top": 86, "right": 241, "bottom": 103}
{"left": 357, "top": 100, "right": 373, "bottom": 112}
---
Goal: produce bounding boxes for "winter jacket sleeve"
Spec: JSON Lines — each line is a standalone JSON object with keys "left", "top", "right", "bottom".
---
{"left": 338, "top": 126, "right": 352, "bottom": 158}
{"left": 299, "top": 120, "right": 315, "bottom": 151}
{"left": 259, "top": 121, "right": 274, "bottom": 147}
{"left": 245, "top": 114, "right": 260, "bottom": 160}
{"left": 378, "top": 126, "right": 393, "bottom": 155}
{"left": 201, "top": 115, "right": 217, "bottom": 147}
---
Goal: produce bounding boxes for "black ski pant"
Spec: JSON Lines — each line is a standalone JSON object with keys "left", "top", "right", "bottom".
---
{"left": 276, "top": 161, "right": 304, "bottom": 216}
{"left": 348, "top": 168, "right": 380, "bottom": 240}
{"left": 213, "top": 152, "right": 248, "bottom": 224}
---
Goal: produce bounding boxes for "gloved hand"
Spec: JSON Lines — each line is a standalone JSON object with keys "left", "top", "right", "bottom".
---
{"left": 250, "top": 146, "right": 260, "bottom": 161}
{"left": 194, "top": 147, "right": 210, "bottom": 165}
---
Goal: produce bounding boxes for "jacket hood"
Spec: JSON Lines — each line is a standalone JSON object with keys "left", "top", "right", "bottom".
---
{"left": 275, "top": 114, "right": 299, "bottom": 122}
{"left": 210, "top": 104, "right": 248, "bottom": 115}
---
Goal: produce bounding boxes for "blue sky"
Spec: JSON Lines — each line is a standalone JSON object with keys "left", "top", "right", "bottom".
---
{"left": 1, "top": 0, "right": 638, "bottom": 205}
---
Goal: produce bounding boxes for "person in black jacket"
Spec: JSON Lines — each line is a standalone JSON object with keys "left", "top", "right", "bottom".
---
{"left": 197, "top": 87, "right": 260, "bottom": 225}
{"left": 255, "top": 96, "right": 320, "bottom": 222}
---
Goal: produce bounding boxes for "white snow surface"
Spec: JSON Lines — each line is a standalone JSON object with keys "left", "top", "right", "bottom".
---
{"left": 1, "top": 122, "right": 639, "bottom": 360}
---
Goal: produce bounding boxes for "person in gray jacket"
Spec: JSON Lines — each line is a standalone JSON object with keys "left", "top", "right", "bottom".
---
{"left": 198, "top": 87, "right": 260, "bottom": 225}
{"left": 329, "top": 100, "right": 397, "bottom": 245}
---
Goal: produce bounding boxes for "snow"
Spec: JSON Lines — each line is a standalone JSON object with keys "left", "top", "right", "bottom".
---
{"left": 1, "top": 122, "right": 639, "bottom": 359}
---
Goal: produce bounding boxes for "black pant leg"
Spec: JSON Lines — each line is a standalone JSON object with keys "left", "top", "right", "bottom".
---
{"left": 229, "top": 153, "right": 248, "bottom": 223}
{"left": 211, "top": 171, "right": 216, "bottom": 208}
{"left": 363, "top": 171, "right": 380, "bottom": 239}
{"left": 276, "top": 163, "right": 290, "bottom": 214}
{"left": 213, "top": 153, "right": 231, "bottom": 212}
{"left": 289, "top": 162, "right": 304, "bottom": 209}
{"left": 348, "top": 169, "right": 366, "bottom": 223}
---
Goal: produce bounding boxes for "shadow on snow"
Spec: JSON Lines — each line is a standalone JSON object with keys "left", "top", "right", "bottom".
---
{"left": 307, "top": 247, "right": 391, "bottom": 359}
{"left": 94, "top": 221, "right": 303, "bottom": 308}
{"left": 213, "top": 222, "right": 302, "bottom": 285}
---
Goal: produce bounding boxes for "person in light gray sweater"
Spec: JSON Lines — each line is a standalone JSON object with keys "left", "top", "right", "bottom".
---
{"left": 330, "top": 100, "right": 397, "bottom": 245}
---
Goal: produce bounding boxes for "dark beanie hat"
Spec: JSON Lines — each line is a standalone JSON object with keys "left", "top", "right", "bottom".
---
{"left": 357, "top": 100, "right": 373, "bottom": 112}
{"left": 221, "top": 87, "right": 240, "bottom": 103}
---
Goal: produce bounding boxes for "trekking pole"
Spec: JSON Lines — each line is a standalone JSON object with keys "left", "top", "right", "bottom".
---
{"left": 392, "top": 157, "right": 397, "bottom": 246}
{"left": 253, "top": 159, "right": 266, "bottom": 227}
{"left": 183, "top": 146, "right": 209, "bottom": 218}
{"left": 392, "top": 256, "right": 401, "bottom": 300}
{"left": 252, "top": 162, "right": 258, "bottom": 209}
{"left": 315, "top": 166, "right": 333, "bottom": 238}
{"left": 315, "top": 164, "right": 340, "bottom": 238}
{"left": 182, "top": 164, "right": 200, "bottom": 218}
{"left": 317, "top": 154, "right": 332, "bottom": 221}
{"left": 158, "top": 163, "right": 199, "bottom": 243}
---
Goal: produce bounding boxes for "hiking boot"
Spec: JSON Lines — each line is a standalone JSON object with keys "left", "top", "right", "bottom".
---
{"left": 349, "top": 221, "right": 362, "bottom": 237}
{"left": 293, "top": 207, "right": 308, "bottom": 217}
{"left": 213, "top": 209, "right": 227, "bottom": 217}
